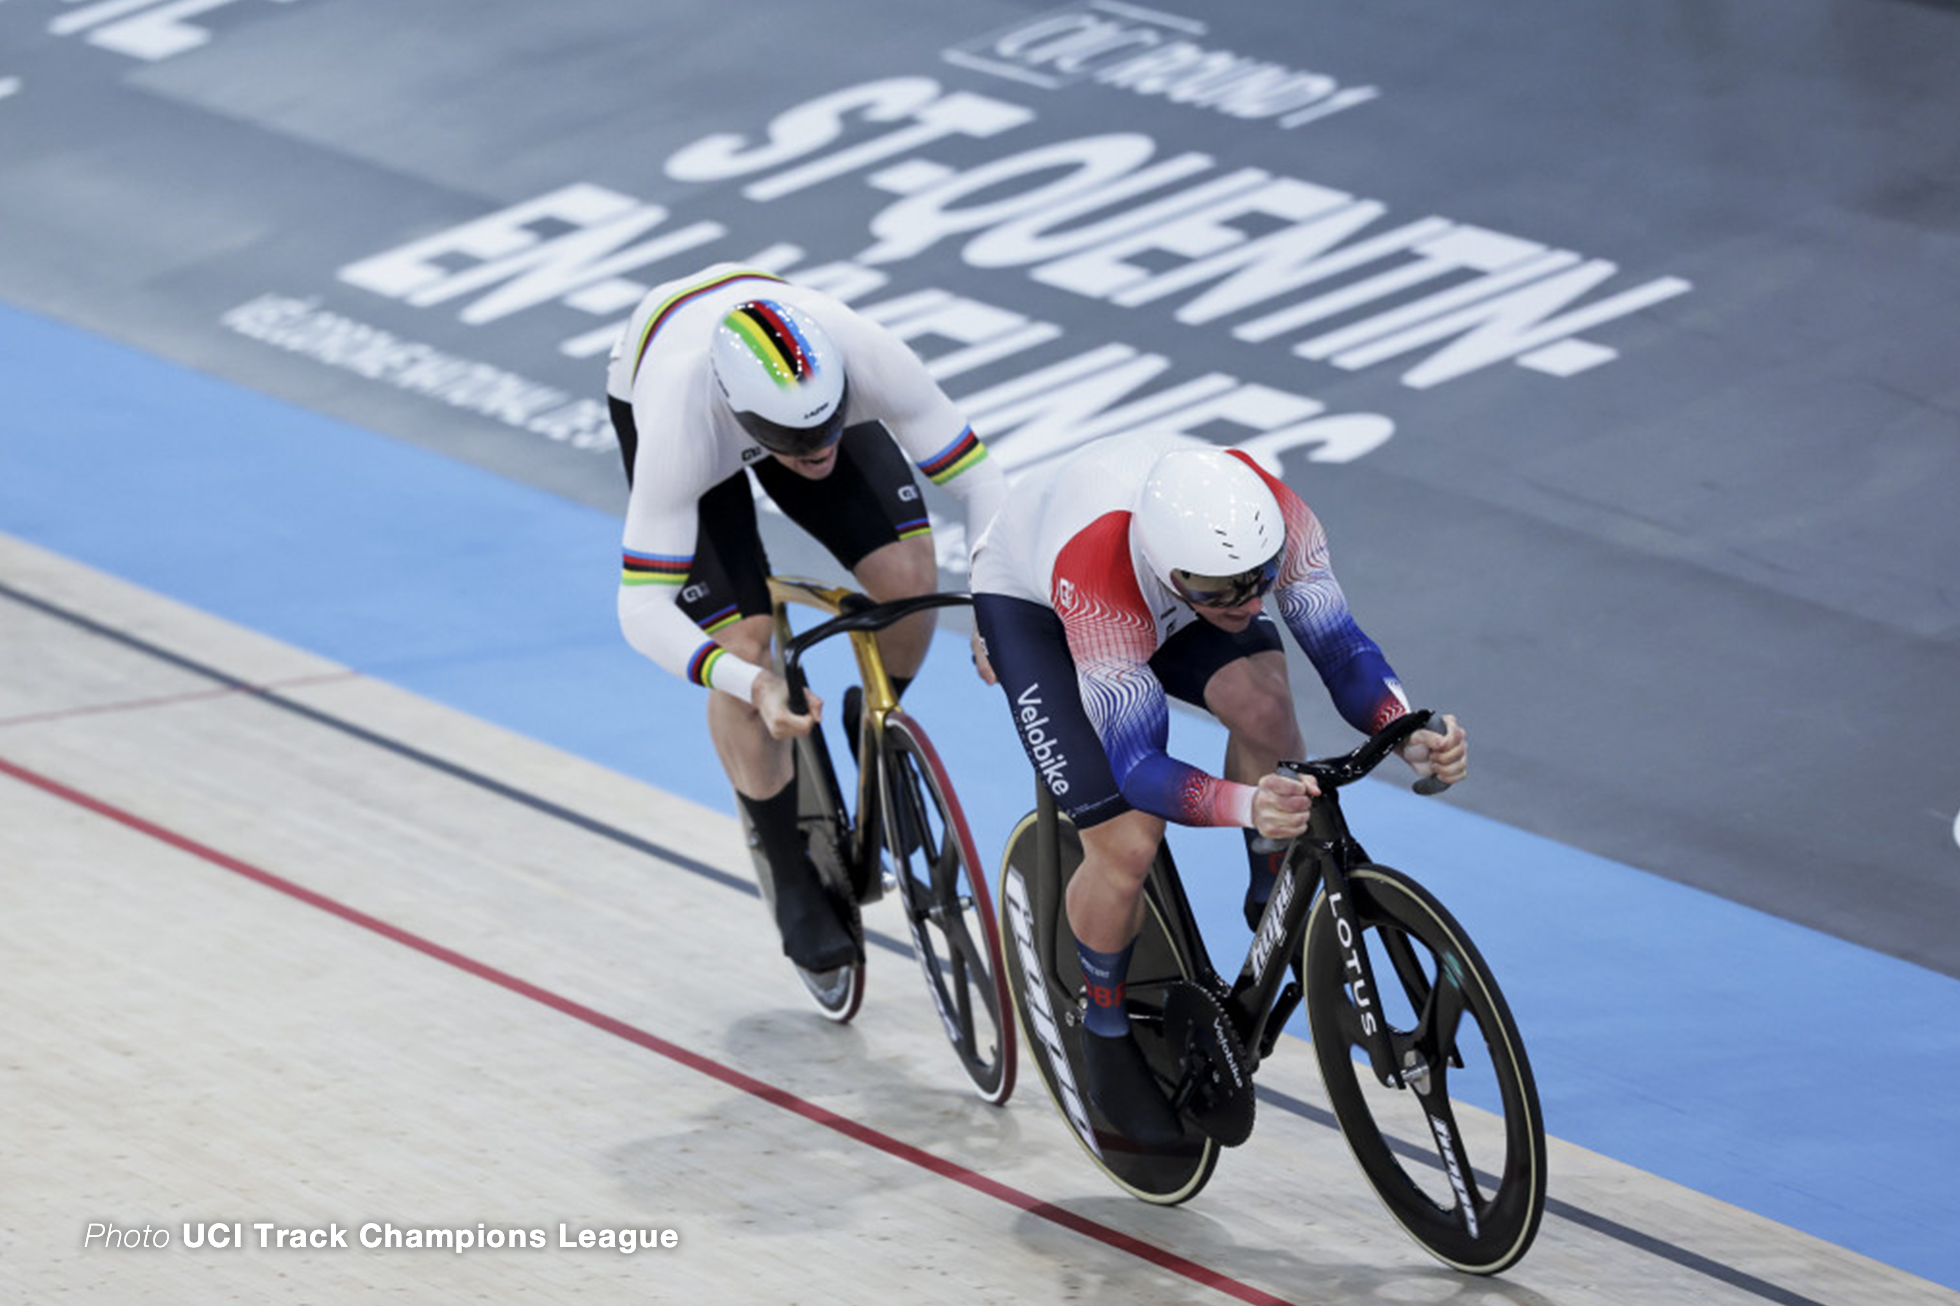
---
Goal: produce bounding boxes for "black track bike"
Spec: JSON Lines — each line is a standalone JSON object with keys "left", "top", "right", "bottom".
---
{"left": 998, "top": 710, "right": 1544, "bottom": 1272}
{"left": 739, "top": 577, "right": 1015, "bottom": 1105}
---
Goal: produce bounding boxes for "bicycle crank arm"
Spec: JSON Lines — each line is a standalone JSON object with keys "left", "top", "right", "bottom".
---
{"left": 1162, "top": 981, "right": 1257, "bottom": 1147}
{"left": 1255, "top": 980, "right": 1303, "bottom": 1062}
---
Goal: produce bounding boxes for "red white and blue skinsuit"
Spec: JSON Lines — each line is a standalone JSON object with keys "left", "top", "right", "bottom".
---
{"left": 970, "top": 434, "right": 1409, "bottom": 830}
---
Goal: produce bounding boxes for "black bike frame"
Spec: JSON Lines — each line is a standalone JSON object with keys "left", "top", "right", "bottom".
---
{"left": 1225, "top": 787, "right": 1406, "bottom": 1086}
{"left": 1189, "top": 713, "right": 1442, "bottom": 1084}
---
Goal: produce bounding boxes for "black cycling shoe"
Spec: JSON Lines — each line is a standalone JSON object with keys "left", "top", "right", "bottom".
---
{"left": 769, "top": 855, "right": 857, "bottom": 972}
{"left": 1081, "top": 1028, "right": 1183, "bottom": 1147}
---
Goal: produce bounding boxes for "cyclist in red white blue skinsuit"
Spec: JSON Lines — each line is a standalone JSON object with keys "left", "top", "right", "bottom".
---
{"left": 970, "top": 432, "right": 1465, "bottom": 1143}
{"left": 608, "top": 264, "right": 1006, "bottom": 973}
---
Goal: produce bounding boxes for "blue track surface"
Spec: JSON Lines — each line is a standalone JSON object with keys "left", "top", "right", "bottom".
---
{"left": 4, "top": 301, "right": 1955, "bottom": 1290}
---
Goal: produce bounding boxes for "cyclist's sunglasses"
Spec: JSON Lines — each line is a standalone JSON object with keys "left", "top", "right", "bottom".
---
{"left": 1169, "top": 555, "right": 1281, "bottom": 609}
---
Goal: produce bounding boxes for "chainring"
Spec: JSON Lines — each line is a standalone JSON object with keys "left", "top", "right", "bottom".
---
{"left": 1162, "top": 980, "right": 1257, "bottom": 1147}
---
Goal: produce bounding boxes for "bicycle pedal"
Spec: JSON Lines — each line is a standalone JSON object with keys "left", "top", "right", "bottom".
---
{"left": 1398, "top": 1048, "right": 1433, "bottom": 1096}
{"left": 1162, "top": 981, "right": 1256, "bottom": 1147}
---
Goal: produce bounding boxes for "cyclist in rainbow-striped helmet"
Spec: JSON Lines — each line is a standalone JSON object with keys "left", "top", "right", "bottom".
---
{"left": 607, "top": 264, "right": 1006, "bottom": 972}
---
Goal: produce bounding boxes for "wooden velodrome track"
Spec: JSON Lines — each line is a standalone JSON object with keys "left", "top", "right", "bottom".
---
{"left": 3, "top": 532, "right": 1950, "bottom": 1306}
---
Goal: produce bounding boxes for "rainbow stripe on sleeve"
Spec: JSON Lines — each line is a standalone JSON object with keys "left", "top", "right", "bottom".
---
{"left": 896, "top": 515, "right": 932, "bottom": 541}
{"left": 917, "top": 427, "right": 987, "bottom": 486}
{"left": 685, "top": 642, "right": 726, "bottom": 689}
{"left": 697, "top": 603, "right": 742, "bottom": 634}
{"left": 621, "top": 548, "right": 690, "bottom": 587}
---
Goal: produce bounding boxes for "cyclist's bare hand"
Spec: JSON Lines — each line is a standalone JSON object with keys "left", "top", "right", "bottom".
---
{"left": 971, "top": 628, "right": 997, "bottom": 686}
{"left": 751, "top": 669, "right": 822, "bottom": 739}
{"left": 1400, "top": 713, "right": 1467, "bottom": 785}
{"left": 1251, "top": 771, "right": 1318, "bottom": 842}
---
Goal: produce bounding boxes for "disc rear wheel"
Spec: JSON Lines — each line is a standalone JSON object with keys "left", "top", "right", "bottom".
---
{"left": 998, "top": 812, "right": 1218, "bottom": 1203}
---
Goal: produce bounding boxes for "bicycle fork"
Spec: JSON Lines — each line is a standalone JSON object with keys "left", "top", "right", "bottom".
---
{"left": 1304, "top": 806, "right": 1484, "bottom": 1234}
{"left": 1313, "top": 849, "right": 1406, "bottom": 1091}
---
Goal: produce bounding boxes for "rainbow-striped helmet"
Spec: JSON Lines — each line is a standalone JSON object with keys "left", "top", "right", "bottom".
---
{"left": 710, "top": 299, "right": 849, "bottom": 457}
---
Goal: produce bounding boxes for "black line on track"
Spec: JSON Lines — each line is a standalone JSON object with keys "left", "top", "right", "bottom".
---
{"left": 0, "top": 578, "right": 1835, "bottom": 1306}
{"left": 0, "top": 579, "right": 913, "bottom": 959}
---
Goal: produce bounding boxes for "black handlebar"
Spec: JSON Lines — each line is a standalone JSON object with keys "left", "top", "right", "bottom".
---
{"left": 1285, "top": 709, "right": 1455, "bottom": 795}
{"left": 781, "top": 591, "right": 974, "bottom": 716}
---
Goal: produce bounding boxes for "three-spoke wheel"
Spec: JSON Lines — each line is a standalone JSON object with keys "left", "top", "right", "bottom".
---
{"left": 1302, "top": 863, "right": 1546, "bottom": 1274}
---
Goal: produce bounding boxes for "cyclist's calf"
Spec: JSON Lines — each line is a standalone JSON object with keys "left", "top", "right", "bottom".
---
{"left": 1068, "top": 809, "right": 1165, "bottom": 952}
{"left": 708, "top": 613, "right": 791, "bottom": 798}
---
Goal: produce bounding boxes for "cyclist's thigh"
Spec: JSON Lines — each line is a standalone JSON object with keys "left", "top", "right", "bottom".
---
{"left": 1198, "top": 648, "right": 1301, "bottom": 754}
{"left": 1148, "top": 612, "right": 1284, "bottom": 708}
{"left": 972, "top": 593, "right": 1129, "bottom": 831}
{"left": 679, "top": 470, "right": 776, "bottom": 636}
{"left": 755, "top": 421, "right": 930, "bottom": 571}
{"left": 850, "top": 532, "right": 938, "bottom": 605}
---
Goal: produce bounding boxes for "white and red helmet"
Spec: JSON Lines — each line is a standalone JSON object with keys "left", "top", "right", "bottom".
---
{"left": 1134, "top": 448, "right": 1284, "bottom": 608}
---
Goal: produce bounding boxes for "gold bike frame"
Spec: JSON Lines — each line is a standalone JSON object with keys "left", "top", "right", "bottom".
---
{"left": 765, "top": 575, "right": 905, "bottom": 860}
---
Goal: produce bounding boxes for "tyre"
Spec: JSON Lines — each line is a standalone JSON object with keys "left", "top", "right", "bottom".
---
{"left": 997, "top": 809, "right": 1219, "bottom": 1204}
{"left": 881, "top": 711, "right": 1015, "bottom": 1104}
{"left": 1302, "top": 864, "right": 1546, "bottom": 1274}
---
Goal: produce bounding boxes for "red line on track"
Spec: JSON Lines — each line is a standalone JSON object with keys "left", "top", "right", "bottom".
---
{"left": 0, "top": 754, "right": 1297, "bottom": 1306}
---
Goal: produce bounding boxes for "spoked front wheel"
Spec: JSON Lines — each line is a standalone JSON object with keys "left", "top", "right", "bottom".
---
{"left": 881, "top": 711, "right": 1014, "bottom": 1104}
{"left": 1302, "top": 864, "right": 1546, "bottom": 1274}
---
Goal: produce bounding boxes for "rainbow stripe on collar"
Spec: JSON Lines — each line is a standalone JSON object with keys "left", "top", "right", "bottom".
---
{"left": 629, "top": 269, "right": 785, "bottom": 386}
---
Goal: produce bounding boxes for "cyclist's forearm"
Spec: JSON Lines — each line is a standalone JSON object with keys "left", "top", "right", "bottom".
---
{"left": 1313, "top": 644, "right": 1407, "bottom": 737}
{"left": 618, "top": 586, "right": 761, "bottom": 702}
{"left": 1276, "top": 588, "right": 1407, "bottom": 735}
{"left": 1119, "top": 753, "right": 1257, "bottom": 829}
{"left": 909, "top": 425, "right": 1006, "bottom": 564}
{"left": 944, "top": 449, "right": 1007, "bottom": 560}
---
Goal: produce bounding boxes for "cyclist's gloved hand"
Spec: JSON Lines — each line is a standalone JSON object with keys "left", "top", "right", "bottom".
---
{"left": 1251, "top": 771, "right": 1317, "bottom": 842}
{"left": 751, "top": 669, "right": 823, "bottom": 740}
{"left": 1399, "top": 712, "right": 1467, "bottom": 786}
